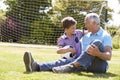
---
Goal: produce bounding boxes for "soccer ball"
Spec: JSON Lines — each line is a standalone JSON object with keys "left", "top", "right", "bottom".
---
{"left": 61, "top": 45, "right": 75, "bottom": 59}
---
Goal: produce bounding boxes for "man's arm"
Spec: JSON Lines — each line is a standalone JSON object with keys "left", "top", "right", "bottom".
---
{"left": 97, "top": 46, "right": 112, "bottom": 60}
{"left": 86, "top": 45, "right": 112, "bottom": 61}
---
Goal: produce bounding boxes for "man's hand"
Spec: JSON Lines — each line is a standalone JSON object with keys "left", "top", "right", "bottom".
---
{"left": 86, "top": 44, "right": 100, "bottom": 57}
{"left": 86, "top": 44, "right": 112, "bottom": 60}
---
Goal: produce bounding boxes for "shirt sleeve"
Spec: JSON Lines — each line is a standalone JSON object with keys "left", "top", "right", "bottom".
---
{"left": 57, "top": 38, "right": 65, "bottom": 47}
{"left": 103, "top": 34, "right": 112, "bottom": 47}
{"left": 76, "top": 29, "right": 83, "bottom": 39}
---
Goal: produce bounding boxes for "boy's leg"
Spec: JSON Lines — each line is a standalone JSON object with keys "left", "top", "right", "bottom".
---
{"left": 23, "top": 52, "right": 40, "bottom": 72}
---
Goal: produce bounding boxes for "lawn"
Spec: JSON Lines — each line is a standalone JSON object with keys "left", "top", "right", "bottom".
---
{"left": 0, "top": 46, "right": 120, "bottom": 80}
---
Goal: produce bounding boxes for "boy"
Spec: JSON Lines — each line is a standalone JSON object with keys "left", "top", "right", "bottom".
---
{"left": 23, "top": 17, "right": 83, "bottom": 72}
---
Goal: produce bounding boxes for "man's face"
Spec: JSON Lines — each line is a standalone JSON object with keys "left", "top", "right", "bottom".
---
{"left": 84, "top": 18, "right": 94, "bottom": 32}
{"left": 65, "top": 24, "right": 76, "bottom": 34}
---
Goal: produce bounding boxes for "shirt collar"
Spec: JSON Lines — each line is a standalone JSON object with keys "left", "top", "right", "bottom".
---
{"left": 62, "top": 32, "right": 76, "bottom": 39}
{"left": 90, "top": 27, "right": 103, "bottom": 36}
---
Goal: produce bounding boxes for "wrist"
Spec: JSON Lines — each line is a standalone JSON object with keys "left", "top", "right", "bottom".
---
{"left": 68, "top": 48, "right": 76, "bottom": 54}
{"left": 96, "top": 51, "right": 102, "bottom": 57}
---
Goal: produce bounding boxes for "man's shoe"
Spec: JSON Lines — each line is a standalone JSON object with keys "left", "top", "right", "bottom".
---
{"left": 23, "top": 52, "right": 32, "bottom": 72}
{"left": 23, "top": 52, "right": 40, "bottom": 72}
{"left": 52, "top": 64, "right": 77, "bottom": 73}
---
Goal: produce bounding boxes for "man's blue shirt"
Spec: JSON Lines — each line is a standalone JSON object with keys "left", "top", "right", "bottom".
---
{"left": 81, "top": 27, "right": 112, "bottom": 51}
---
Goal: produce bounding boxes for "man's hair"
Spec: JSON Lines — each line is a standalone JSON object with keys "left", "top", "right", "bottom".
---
{"left": 61, "top": 17, "right": 77, "bottom": 29}
{"left": 85, "top": 13, "right": 100, "bottom": 25}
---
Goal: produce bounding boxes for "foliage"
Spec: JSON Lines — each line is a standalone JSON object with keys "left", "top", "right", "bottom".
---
{"left": 53, "top": 0, "right": 112, "bottom": 29}
{"left": 107, "top": 26, "right": 117, "bottom": 37}
{"left": 1, "top": 0, "right": 113, "bottom": 45}
{"left": 112, "top": 36, "right": 120, "bottom": 49}
{"left": 29, "top": 18, "right": 54, "bottom": 45}
{"left": 2, "top": 0, "right": 53, "bottom": 43}
{"left": 112, "top": 27, "right": 120, "bottom": 49}
{"left": 0, "top": 10, "right": 6, "bottom": 22}
{"left": 107, "top": 26, "right": 120, "bottom": 49}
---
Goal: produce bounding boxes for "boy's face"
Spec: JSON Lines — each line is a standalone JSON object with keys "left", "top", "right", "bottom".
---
{"left": 65, "top": 24, "right": 76, "bottom": 35}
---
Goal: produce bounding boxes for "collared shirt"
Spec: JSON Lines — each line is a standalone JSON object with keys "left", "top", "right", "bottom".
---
{"left": 81, "top": 27, "right": 112, "bottom": 52}
{"left": 58, "top": 29, "right": 83, "bottom": 58}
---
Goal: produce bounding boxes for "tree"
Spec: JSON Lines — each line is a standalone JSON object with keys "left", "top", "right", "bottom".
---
{"left": 1, "top": 0, "right": 113, "bottom": 45}
{"left": 53, "top": 0, "right": 112, "bottom": 29}
{"left": 3, "top": 0, "right": 53, "bottom": 43}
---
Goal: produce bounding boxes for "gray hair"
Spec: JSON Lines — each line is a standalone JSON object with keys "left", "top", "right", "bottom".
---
{"left": 85, "top": 13, "right": 100, "bottom": 25}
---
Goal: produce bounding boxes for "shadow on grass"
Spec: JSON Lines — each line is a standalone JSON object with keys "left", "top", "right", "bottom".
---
{"left": 76, "top": 72, "right": 118, "bottom": 78}
{"left": 23, "top": 71, "right": 118, "bottom": 79}
{"left": 23, "top": 71, "right": 53, "bottom": 74}
{"left": 23, "top": 71, "right": 33, "bottom": 74}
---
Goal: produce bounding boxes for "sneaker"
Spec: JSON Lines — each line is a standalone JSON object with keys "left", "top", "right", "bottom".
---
{"left": 23, "top": 52, "right": 40, "bottom": 72}
{"left": 52, "top": 64, "right": 77, "bottom": 73}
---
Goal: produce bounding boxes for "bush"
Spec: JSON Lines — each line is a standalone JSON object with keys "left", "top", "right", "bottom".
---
{"left": 112, "top": 35, "right": 120, "bottom": 49}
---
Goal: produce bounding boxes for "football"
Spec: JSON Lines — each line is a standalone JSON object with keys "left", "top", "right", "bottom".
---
{"left": 61, "top": 45, "right": 75, "bottom": 59}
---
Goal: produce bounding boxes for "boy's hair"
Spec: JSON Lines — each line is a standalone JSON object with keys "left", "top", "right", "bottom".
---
{"left": 61, "top": 17, "right": 77, "bottom": 29}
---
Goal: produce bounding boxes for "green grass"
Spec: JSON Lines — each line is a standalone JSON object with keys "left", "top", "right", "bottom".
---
{"left": 0, "top": 46, "right": 120, "bottom": 80}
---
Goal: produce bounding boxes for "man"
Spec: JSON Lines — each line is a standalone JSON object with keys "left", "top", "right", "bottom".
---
{"left": 23, "top": 17, "right": 83, "bottom": 72}
{"left": 52, "top": 13, "right": 112, "bottom": 73}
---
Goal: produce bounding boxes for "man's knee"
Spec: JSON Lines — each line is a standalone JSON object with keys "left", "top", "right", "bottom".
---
{"left": 91, "top": 39, "right": 105, "bottom": 52}
{"left": 91, "top": 39, "right": 102, "bottom": 47}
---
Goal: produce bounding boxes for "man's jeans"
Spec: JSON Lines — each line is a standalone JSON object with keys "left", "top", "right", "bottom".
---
{"left": 38, "top": 39, "right": 108, "bottom": 73}
{"left": 75, "top": 39, "right": 108, "bottom": 73}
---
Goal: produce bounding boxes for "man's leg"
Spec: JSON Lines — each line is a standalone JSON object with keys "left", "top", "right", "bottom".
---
{"left": 74, "top": 39, "right": 106, "bottom": 68}
{"left": 86, "top": 57, "right": 108, "bottom": 73}
{"left": 23, "top": 52, "right": 75, "bottom": 72}
{"left": 23, "top": 52, "right": 40, "bottom": 72}
{"left": 79, "top": 40, "right": 108, "bottom": 73}
{"left": 52, "top": 39, "right": 107, "bottom": 73}
{"left": 39, "top": 58, "right": 74, "bottom": 71}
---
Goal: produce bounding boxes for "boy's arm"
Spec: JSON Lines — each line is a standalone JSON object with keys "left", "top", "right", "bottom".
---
{"left": 57, "top": 46, "right": 76, "bottom": 55}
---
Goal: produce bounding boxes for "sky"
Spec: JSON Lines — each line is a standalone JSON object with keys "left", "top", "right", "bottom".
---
{"left": 108, "top": 0, "right": 120, "bottom": 26}
{"left": 0, "top": 0, "right": 120, "bottom": 26}
{"left": 0, "top": 0, "right": 7, "bottom": 10}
